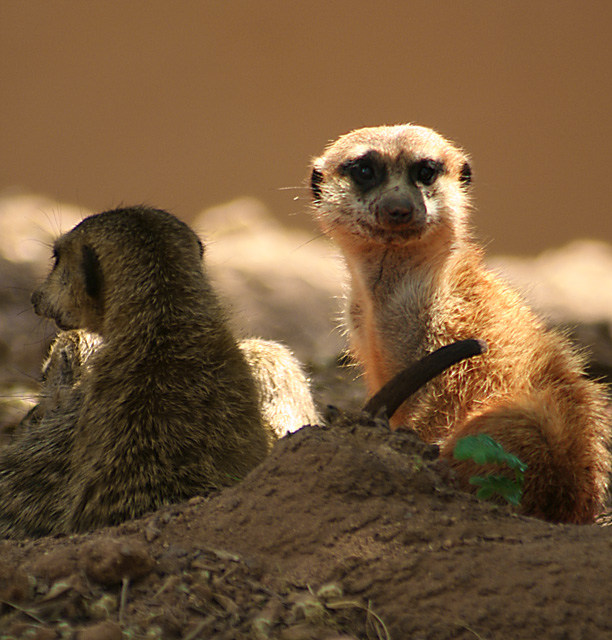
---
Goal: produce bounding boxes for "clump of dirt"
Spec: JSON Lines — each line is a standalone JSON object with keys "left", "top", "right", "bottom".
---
{"left": 3, "top": 416, "right": 612, "bottom": 639}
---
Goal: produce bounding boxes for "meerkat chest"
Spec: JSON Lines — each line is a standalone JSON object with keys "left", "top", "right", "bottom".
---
{"left": 347, "top": 261, "right": 435, "bottom": 390}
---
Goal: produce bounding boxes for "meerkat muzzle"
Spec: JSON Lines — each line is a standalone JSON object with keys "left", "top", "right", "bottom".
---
{"left": 380, "top": 198, "right": 414, "bottom": 226}
{"left": 375, "top": 193, "right": 426, "bottom": 234}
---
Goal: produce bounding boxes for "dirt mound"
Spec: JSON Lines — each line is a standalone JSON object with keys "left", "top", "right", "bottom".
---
{"left": 2, "top": 419, "right": 612, "bottom": 639}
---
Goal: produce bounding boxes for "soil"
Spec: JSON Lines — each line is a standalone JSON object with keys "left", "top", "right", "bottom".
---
{"left": 2, "top": 198, "right": 612, "bottom": 639}
{"left": 3, "top": 413, "right": 612, "bottom": 640}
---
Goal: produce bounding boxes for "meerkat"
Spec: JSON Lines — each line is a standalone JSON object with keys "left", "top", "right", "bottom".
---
{"left": 15, "top": 329, "right": 101, "bottom": 433}
{"left": 23, "top": 331, "right": 319, "bottom": 446}
{"left": 0, "top": 206, "right": 273, "bottom": 538}
{"left": 310, "top": 124, "right": 611, "bottom": 523}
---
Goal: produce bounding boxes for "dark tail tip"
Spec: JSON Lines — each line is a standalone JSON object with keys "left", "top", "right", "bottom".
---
{"left": 363, "top": 338, "right": 487, "bottom": 421}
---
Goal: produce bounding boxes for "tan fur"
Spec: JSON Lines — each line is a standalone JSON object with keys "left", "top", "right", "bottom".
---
{"left": 239, "top": 338, "right": 319, "bottom": 442}
{"left": 310, "top": 124, "right": 611, "bottom": 523}
{"left": 0, "top": 206, "right": 270, "bottom": 538}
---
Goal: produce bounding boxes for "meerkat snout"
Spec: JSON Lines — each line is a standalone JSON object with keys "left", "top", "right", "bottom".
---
{"left": 29, "top": 237, "right": 105, "bottom": 333}
{"left": 375, "top": 192, "right": 422, "bottom": 230}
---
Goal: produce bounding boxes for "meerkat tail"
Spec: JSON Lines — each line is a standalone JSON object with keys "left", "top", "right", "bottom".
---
{"left": 363, "top": 339, "right": 488, "bottom": 420}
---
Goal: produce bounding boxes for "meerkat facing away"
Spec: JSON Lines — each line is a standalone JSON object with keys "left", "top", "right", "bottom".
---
{"left": 24, "top": 331, "right": 319, "bottom": 447}
{"left": 310, "top": 124, "right": 611, "bottom": 523}
{"left": 0, "top": 206, "right": 272, "bottom": 538}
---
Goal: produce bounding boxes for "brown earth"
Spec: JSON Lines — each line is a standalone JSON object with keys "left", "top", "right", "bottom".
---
{"left": 3, "top": 418, "right": 612, "bottom": 640}
{"left": 2, "top": 198, "right": 612, "bottom": 639}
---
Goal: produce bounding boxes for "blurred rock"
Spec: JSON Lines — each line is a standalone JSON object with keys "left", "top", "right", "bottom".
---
{"left": 0, "top": 191, "right": 85, "bottom": 271}
{"left": 194, "top": 197, "right": 345, "bottom": 365}
{"left": 489, "top": 241, "right": 612, "bottom": 324}
{"left": 489, "top": 240, "right": 612, "bottom": 384}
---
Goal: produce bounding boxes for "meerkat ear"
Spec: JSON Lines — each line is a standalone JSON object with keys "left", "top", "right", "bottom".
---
{"left": 310, "top": 167, "right": 324, "bottom": 201}
{"left": 459, "top": 161, "right": 472, "bottom": 186}
{"left": 82, "top": 245, "right": 103, "bottom": 299}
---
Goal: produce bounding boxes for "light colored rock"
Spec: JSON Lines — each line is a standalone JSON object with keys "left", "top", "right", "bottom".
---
{"left": 194, "top": 197, "right": 345, "bottom": 364}
{"left": 490, "top": 240, "right": 612, "bottom": 383}
{"left": 0, "top": 191, "right": 85, "bottom": 270}
{"left": 489, "top": 240, "right": 612, "bottom": 324}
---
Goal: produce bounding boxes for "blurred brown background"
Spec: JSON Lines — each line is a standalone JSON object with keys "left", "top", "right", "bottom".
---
{"left": 1, "top": 0, "right": 610, "bottom": 255}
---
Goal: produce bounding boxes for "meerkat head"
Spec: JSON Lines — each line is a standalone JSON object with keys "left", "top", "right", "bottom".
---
{"left": 31, "top": 206, "right": 204, "bottom": 337}
{"left": 31, "top": 229, "right": 105, "bottom": 333}
{"left": 310, "top": 124, "right": 472, "bottom": 250}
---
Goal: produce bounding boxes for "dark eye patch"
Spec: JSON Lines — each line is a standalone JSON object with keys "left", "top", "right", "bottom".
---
{"left": 341, "top": 152, "right": 387, "bottom": 192}
{"left": 411, "top": 159, "right": 444, "bottom": 186}
{"left": 82, "top": 245, "right": 103, "bottom": 299}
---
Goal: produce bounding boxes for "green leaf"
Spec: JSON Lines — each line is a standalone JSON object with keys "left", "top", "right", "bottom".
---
{"left": 469, "top": 474, "right": 523, "bottom": 506}
{"left": 453, "top": 434, "right": 527, "bottom": 473}
{"left": 454, "top": 435, "right": 527, "bottom": 506}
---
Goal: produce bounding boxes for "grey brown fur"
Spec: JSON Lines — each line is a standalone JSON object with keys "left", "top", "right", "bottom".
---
{"left": 0, "top": 206, "right": 270, "bottom": 538}
{"left": 16, "top": 330, "right": 101, "bottom": 434}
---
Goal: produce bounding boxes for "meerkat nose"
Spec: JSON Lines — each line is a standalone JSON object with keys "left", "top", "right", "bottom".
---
{"left": 380, "top": 196, "right": 415, "bottom": 226}
{"left": 387, "top": 206, "right": 413, "bottom": 222}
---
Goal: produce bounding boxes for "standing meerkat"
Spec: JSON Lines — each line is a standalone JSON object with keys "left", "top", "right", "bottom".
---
{"left": 0, "top": 206, "right": 272, "bottom": 538}
{"left": 310, "top": 124, "right": 611, "bottom": 523}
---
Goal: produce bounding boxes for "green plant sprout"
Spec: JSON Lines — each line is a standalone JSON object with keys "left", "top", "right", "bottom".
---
{"left": 453, "top": 434, "right": 528, "bottom": 506}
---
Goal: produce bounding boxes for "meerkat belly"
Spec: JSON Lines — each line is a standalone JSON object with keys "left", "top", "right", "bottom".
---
{"left": 349, "top": 280, "right": 431, "bottom": 395}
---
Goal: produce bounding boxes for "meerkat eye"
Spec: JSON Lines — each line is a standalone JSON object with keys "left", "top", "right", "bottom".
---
{"left": 349, "top": 159, "right": 376, "bottom": 189}
{"left": 413, "top": 160, "right": 442, "bottom": 186}
{"left": 344, "top": 155, "right": 385, "bottom": 191}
